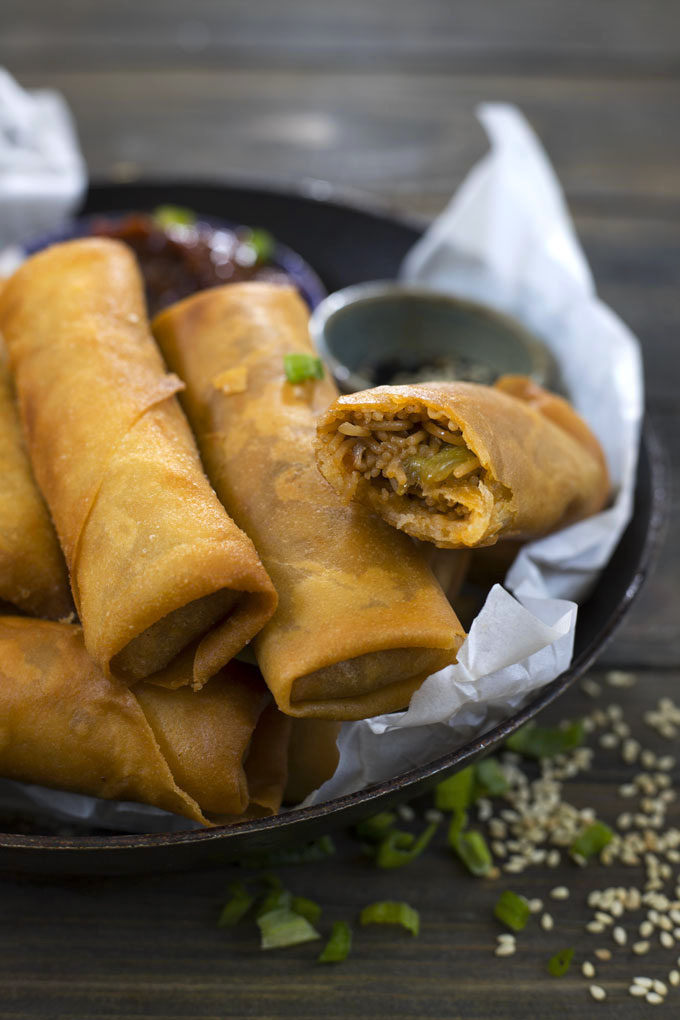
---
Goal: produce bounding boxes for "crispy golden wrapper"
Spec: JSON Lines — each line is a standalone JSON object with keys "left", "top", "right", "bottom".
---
{"left": 153, "top": 283, "right": 465, "bottom": 720}
{"left": 315, "top": 379, "right": 610, "bottom": 549}
{"left": 0, "top": 356, "right": 73, "bottom": 619}
{"left": 284, "top": 719, "right": 341, "bottom": 805}
{"left": 0, "top": 239, "right": 277, "bottom": 686}
{"left": 0, "top": 616, "right": 290, "bottom": 825}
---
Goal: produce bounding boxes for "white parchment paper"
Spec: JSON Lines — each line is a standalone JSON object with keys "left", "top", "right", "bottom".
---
{"left": 304, "top": 103, "right": 643, "bottom": 806}
{"left": 0, "top": 103, "right": 643, "bottom": 830}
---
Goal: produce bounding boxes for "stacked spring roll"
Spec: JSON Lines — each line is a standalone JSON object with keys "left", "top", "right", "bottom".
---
{"left": 0, "top": 239, "right": 278, "bottom": 688}
{"left": 153, "top": 282, "right": 466, "bottom": 720}
{"left": 0, "top": 353, "right": 73, "bottom": 619}
{"left": 0, "top": 616, "right": 291, "bottom": 824}
{"left": 315, "top": 378, "right": 609, "bottom": 549}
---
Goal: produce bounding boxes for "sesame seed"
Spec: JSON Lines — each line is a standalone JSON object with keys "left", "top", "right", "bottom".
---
{"left": 497, "top": 933, "right": 516, "bottom": 943}
{"left": 590, "top": 985, "right": 606, "bottom": 1002}
{"left": 424, "top": 809, "right": 443, "bottom": 824}
{"left": 613, "top": 926, "right": 627, "bottom": 946}
{"left": 606, "top": 670, "right": 636, "bottom": 687}
{"left": 541, "top": 913, "right": 554, "bottom": 931}
{"left": 646, "top": 992, "right": 664, "bottom": 1004}
{"left": 546, "top": 850, "right": 561, "bottom": 868}
{"left": 397, "top": 804, "right": 415, "bottom": 822}
{"left": 587, "top": 922, "right": 605, "bottom": 934}
{"left": 653, "top": 980, "right": 668, "bottom": 995}
{"left": 661, "top": 931, "right": 675, "bottom": 949}
{"left": 550, "top": 886, "right": 569, "bottom": 900}
{"left": 658, "top": 755, "right": 676, "bottom": 772}
{"left": 633, "top": 941, "right": 651, "bottom": 955}
{"left": 582, "top": 961, "right": 596, "bottom": 978}
{"left": 620, "top": 784, "right": 637, "bottom": 798}
{"left": 633, "top": 977, "right": 653, "bottom": 988}
{"left": 595, "top": 948, "right": 612, "bottom": 961}
{"left": 669, "top": 970, "right": 680, "bottom": 987}
{"left": 494, "top": 943, "right": 516, "bottom": 957}
{"left": 582, "top": 678, "right": 602, "bottom": 697}
{"left": 595, "top": 911, "right": 613, "bottom": 926}
{"left": 629, "top": 985, "right": 647, "bottom": 997}
{"left": 640, "top": 920, "right": 654, "bottom": 938}
{"left": 528, "top": 898, "right": 543, "bottom": 914}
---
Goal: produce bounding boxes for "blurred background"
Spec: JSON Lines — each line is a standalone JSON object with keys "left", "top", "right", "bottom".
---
{"left": 2, "top": 0, "right": 677, "bottom": 658}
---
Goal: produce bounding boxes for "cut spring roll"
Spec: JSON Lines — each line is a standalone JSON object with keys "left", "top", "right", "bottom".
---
{"left": 0, "top": 616, "right": 290, "bottom": 824}
{"left": 0, "top": 239, "right": 277, "bottom": 686}
{"left": 153, "top": 283, "right": 465, "bottom": 720}
{"left": 0, "top": 354, "right": 73, "bottom": 619}
{"left": 315, "top": 379, "right": 609, "bottom": 549}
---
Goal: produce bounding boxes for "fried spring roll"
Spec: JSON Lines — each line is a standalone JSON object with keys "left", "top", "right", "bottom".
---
{"left": 315, "top": 379, "right": 609, "bottom": 549}
{"left": 0, "top": 239, "right": 277, "bottom": 686}
{"left": 0, "top": 355, "right": 73, "bottom": 619}
{"left": 153, "top": 283, "right": 465, "bottom": 720}
{"left": 0, "top": 616, "right": 290, "bottom": 824}
{"left": 284, "top": 719, "right": 341, "bottom": 804}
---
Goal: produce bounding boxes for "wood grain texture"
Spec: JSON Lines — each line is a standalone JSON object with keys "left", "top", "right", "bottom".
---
{"left": 0, "top": 669, "right": 677, "bottom": 1019}
{"left": 1, "top": 2, "right": 679, "bottom": 1015}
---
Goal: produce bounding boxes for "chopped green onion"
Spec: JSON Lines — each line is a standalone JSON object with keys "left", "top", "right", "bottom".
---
{"left": 318, "top": 921, "right": 352, "bottom": 963}
{"left": 355, "top": 811, "right": 397, "bottom": 842}
{"left": 474, "top": 757, "right": 509, "bottom": 797}
{"left": 283, "top": 353, "right": 324, "bottom": 384}
{"left": 376, "top": 821, "right": 438, "bottom": 869}
{"left": 505, "top": 720, "right": 584, "bottom": 759}
{"left": 217, "top": 881, "right": 254, "bottom": 926}
{"left": 547, "top": 947, "right": 574, "bottom": 977}
{"left": 447, "top": 807, "right": 468, "bottom": 847}
{"left": 256, "top": 884, "right": 292, "bottom": 918}
{"left": 452, "top": 829, "right": 493, "bottom": 877}
{"left": 257, "top": 907, "right": 321, "bottom": 950}
{"left": 245, "top": 227, "right": 275, "bottom": 264}
{"left": 570, "top": 821, "right": 614, "bottom": 860}
{"left": 494, "top": 890, "right": 530, "bottom": 932}
{"left": 435, "top": 766, "right": 475, "bottom": 811}
{"left": 291, "top": 896, "right": 322, "bottom": 925}
{"left": 360, "top": 901, "right": 420, "bottom": 936}
{"left": 152, "top": 204, "right": 196, "bottom": 228}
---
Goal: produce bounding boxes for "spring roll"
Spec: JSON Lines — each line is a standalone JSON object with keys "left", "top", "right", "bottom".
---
{"left": 315, "top": 379, "right": 609, "bottom": 549}
{"left": 0, "top": 354, "right": 73, "bottom": 619}
{"left": 0, "top": 239, "right": 277, "bottom": 686}
{"left": 0, "top": 616, "right": 290, "bottom": 824}
{"left": 284, "top": 719, "right": 341, "bottom": 804}
{"left": 152, "top": 282, "right": 465, "bottom": 720}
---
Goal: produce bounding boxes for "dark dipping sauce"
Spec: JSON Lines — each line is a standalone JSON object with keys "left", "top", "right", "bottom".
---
{"left": 91, "top": 212, "right": 292, "bottom": 318}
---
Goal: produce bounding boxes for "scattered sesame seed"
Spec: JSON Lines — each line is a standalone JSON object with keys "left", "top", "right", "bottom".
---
{"left": 495, "top": 943, "right": 516, "bottom": 957}
{"left": 546, "top": 850, "right": 560, "bottom": 868}
{"left": 541, "top": 913, "right": 554, "bottom": 931}
{"left": 424, "top": 809, "right": 443, "bottom": 824}
{"left": 595, "top": 911, "right": 613, "bottom": 926}
{"left": 582, "top": 678, "right": 602, "bottom": 697}
{"left": 595, "top": 949, "right": 612, "bottom": 961}
{"left": 497, "top": 933, "right": 516, "bottom": 943}
{"left": 528, "top": 898, "right": 543, "bottom": 914}
{"left": 587, "top": 922, "right": 605, "bottom": 934}
{"left": 646, "top": 991, "right": 664, "bottom": 1004}
{"left": 397, "top": 804, "right": 415, "bottom": 822}
{"left": 550, "top": 886, "right": 569, "bottom": 900}
{"left": 633, "top": 977, "right": 653, "bottom": 988}
{"left": 590, "top": 985, "right": 606, "bottom": 1002}
{"left": 582, "top": 961, "right": 596, "bottom": 978}
{"left": 660, "top": 931, "right": 675, "bottom": 949}
{"left": 653, "top": 979, "right": 667, "bottom": 995}
{"left": 633, "top": 940, "right": 650, "bottom": 955}
{"left": 613, "top": 926, "right": 627, "bottom": 946}
{"left": 606, "top": 670, "right": 636, "bottom": 687}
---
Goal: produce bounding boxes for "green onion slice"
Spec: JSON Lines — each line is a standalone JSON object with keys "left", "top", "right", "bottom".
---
{"left": 404, "top": 446, "right": 471, "bottom": 487}
{"left": 505, "top": 720, "right": 584, "bottom": 759}
{"left": 318, "top": 921, "right": 352, "bottom": 963}
{"left": 435, "top": 766, "right": 476, "bottom": 811}
{"left": 376, "top": 821, "right": 438, "bottom": 869}
{"left": 245, "top": 227, "right": 275, "bottom": 264}
{"left": 283, "top": 353, "right": 324, "bottom": 384}
{"left": 547, "top": 947, "right": 574, "bottom": 977}
{"left": 355, "top": 812, "right": 397, "bottom": 842}
{"left": 152, "top": 204, "right": 196, "bottom": 228}
{"left": 452, "top": 829, "right": 493, "bottom": 877}
{"left": 291, "top": 896, "right": 322, "bottom": 925}
{"left": 570, "top": 821, "right": 614, "bottom": 860}
{"left": 256, "top": 885, "right": 292, "bottom": 918}
{"left": 217, "top": 881, "right": 254, "bottom": 926}
{"left": 360, "top": 901, "right": 420, "bottom": 936}
{"left": 474, "top": 757, "right": 509, "bottom": 797}
{"left": 494, "top": 890, "right": 530, "bottom": 932}
{"left": 257, "top": 907, "right": 321, "bottom": 950}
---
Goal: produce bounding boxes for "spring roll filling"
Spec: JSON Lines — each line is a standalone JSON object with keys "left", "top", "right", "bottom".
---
{"left": 324, "top": 406, "right": 511, "bottom": 543}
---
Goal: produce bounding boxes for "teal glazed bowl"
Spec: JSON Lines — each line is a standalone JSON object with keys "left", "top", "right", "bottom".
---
{"left": 309, "top": 281, "right": 558, "bottom": 393}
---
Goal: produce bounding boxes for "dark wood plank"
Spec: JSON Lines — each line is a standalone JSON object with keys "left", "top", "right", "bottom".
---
{"left": 10, "top": 70, "right": 680, "bottom": 214}
{"left": 0, "top": 667, "right": 677, "bottom": 1019}
{"left": 2, "top": 0, "right": 680, "bottom": 74}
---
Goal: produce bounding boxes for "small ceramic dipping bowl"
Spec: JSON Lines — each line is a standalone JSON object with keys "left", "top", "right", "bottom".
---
{"left": 309, "top": 281, "right": 558, "bottom": 393}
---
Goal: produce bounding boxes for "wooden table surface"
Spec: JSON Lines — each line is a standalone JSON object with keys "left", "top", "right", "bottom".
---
{"left": 1, "top": 3, "right": 679, "bottom": 1017}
